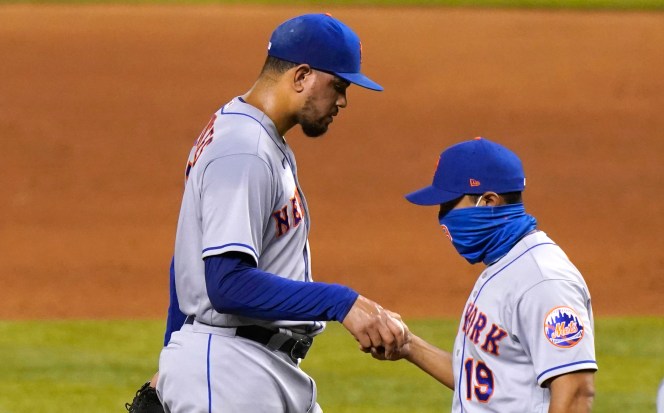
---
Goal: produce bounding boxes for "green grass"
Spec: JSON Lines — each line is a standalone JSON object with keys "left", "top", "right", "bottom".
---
{"left": 1, "top": 0, "right": 664, "bottom": 10}
{"left": 0, "top": 320, "right": 164, "bottom": 413}
{"left": 0, "top": 318, "right": 662, "bottom": 412}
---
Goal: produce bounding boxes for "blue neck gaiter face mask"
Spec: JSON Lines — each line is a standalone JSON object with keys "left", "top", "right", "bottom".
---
{"left": 438, "top": 203, "right": 537, "bottom": 265}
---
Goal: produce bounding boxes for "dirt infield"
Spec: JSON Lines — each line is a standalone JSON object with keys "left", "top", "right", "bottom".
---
{"left": 1, "top": 5, "right": 662, "bottom": 319}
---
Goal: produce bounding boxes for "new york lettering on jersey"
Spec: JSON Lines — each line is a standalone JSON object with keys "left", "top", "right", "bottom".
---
{"left": 173, "top": 98, "right": 316, "bottom": 326}
{"left": 185, "top": 114, "right": 216, "bottom": 182}
{"left": 460, "top": 302, "right": 508, "bottom": 404}
{"left": 272, "top": 188, "right": 305, "bottom": 237}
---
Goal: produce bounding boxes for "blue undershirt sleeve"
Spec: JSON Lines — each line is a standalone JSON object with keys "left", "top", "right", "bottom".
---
{"left": 204, "top": 253, "right": 358, "bottom": 322}
{"left": 164, "top": 256, "right": 187, "bottom": 346}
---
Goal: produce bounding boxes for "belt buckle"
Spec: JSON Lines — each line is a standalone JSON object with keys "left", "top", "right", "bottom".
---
{"left": 290, "top": 336, "right": 313, "bottom": 361}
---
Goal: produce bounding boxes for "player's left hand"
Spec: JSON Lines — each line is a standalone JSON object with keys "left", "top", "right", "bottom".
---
{"left": 125, "top": 381, "right": 164, "bottom": 413}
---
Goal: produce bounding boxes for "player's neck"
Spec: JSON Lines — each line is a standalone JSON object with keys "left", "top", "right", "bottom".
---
{"left": 242, "top": 82, "right": 295, "bottom": 137}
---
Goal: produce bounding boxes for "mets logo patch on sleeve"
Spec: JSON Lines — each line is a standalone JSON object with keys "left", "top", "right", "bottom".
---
{"left": 544, "top": 306, "right": 584, "bottom": 348}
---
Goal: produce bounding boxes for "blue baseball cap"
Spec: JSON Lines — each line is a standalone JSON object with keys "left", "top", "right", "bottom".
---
{"left": 406, "top": 137, "right": 526, "bottom": 205}
{"left": 267, "top": 13, "right": 383, "bottom": 91}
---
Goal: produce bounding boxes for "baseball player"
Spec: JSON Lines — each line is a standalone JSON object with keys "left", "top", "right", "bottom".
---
{"left": 140, "top": 13, "right": 408, "bottom": 413}
{"left": 371, "top": 138, "right": 597, "bottom": 412}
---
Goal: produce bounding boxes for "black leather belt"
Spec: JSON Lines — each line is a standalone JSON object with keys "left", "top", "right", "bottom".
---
{"left": 184, "top": 317, "right": 313, "bottom": 362}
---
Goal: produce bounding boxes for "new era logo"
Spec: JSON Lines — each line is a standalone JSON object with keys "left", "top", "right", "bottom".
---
{"left": 470, "top": 179, "right": 481, "bottom": 187}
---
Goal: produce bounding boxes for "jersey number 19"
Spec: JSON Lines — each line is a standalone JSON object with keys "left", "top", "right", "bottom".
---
{"left": 464, "top": 358, "right": 495, "bottom": 403}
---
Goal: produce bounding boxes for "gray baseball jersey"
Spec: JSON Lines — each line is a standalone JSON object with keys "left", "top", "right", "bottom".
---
{"left": 451, "top": 231, "right": 597, "bottom": 412}
{"left": 173, "top": 96, "right": 324, "bottom": 335}
{"left": 158, "top": 97, "right": 324, "bottom": 412}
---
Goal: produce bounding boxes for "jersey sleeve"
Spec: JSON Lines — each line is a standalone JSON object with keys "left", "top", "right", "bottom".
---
{"left": 200, "top": 154, "right": 273, "bottom": 263}
{"left": 205, "top": 254, "right": 359, "bottom": 322}
{"left": 514, "top": 279, "right": 598, "bottom": 386}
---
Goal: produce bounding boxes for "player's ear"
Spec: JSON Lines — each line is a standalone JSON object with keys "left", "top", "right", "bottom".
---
{"left": 482, "top": 192, "right": 503, "bottom": 206}
{"left": 292, "top": 64, "right": 313, "bottom": 93}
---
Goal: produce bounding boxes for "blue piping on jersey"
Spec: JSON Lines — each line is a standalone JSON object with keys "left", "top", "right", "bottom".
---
{"left": 203, "top": 243, "right": 257, "bottom": 258}
{"left": 207, "top": 334, "right": 213, "bottom": 413}
{"left": 303, "top": 246, "right": 310, "bottom": 282}
{"left": 220, "top": 105, "right": 294, "bottom": 172}
{"left": 457, "top": 242, "right": 555, "bottom": 412}
{"left": 536, "top": 360, "right": 597, "bottom": 382}
{"left": 221, "top": 104, "right": 312, "bottom": 256}
{"left": 221, "top": 100, "right": 317, "bottom": 331}
{"left": 219, "top": 105, "right": 311, "bottom": 236}
{"left": 302, "top": 243, "right": 322, "bottom": 334}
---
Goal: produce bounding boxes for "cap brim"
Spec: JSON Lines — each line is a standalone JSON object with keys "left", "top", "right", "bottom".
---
{"left": 405, "top": 185, "right": 463, "bottom": 206}
{"left": 335, "top": 72, "right": 383, "bottom": 91}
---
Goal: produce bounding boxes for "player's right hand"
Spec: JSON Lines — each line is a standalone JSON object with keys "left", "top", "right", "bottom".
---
{"left": 363, "top": 310, "right": 412, "bottom": 361}
{"left": 341, "top": 295, "right": 409, "bottom": 358}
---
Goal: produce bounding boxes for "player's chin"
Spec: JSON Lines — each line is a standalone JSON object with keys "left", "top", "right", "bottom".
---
{"left": 301, "top": 120, "right": 330, "bottom": 138}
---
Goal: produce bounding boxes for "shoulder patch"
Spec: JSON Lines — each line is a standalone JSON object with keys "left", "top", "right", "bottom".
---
{"left": 544, "top": 306, "right": 584, "bottom": 348}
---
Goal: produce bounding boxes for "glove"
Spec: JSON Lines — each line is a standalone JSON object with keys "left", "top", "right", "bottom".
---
{"left": 125, "top": 381, "right": 165, "bottom": 413}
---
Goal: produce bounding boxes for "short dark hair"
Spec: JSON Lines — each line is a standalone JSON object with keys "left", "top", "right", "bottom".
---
{"left": 438, "top": 192, "right": 523, "bottom": 219}
{"left": 260, "top": 55, "right": 298, "bottom": 76}
{"left": 499, "top": 191, "right": 523, "bottom": 204}
{"left": 468, "top": 192, "right": 523, "bottom": 205}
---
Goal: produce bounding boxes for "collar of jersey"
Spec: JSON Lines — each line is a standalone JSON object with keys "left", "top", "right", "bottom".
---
{"left": 488, "top": 230, "right": 547, "bottom": 268}
{"left": 223, "top": 96, "right": 288, "bottom": 149}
